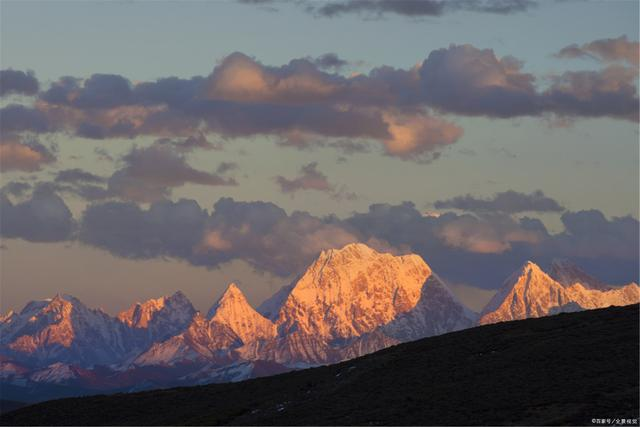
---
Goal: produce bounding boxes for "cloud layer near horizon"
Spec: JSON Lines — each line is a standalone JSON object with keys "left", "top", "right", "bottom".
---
{"left": 1, "top": 191, "right": 637, "bottom": 289}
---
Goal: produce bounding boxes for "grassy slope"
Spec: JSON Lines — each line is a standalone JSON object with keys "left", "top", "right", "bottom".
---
{"left": 2, "top": 304, "right": 638, "bottom": 426}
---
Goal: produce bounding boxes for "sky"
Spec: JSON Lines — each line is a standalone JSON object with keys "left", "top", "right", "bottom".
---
{"left": 0, "top": 0, "right": 638, "bottom": 315}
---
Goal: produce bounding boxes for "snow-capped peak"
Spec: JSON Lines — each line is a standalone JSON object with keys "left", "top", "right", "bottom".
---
{"left": 479, "top": 261, "right": 571, "bottom": 325}
{"left": 207, "top": 283, "right": 276, "bottom": 344}
{"left": 275, "top": 243, "right": 432, "bottom": 340}
{"left": 118, "top": 292, "right": 196, "bottom": 329}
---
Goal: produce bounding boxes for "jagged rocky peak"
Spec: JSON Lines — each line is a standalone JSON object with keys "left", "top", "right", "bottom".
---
{"left": 275, "top": 243, "right": 433, "bottom": 341}
{"left": 207, "top": 283, "right": 276, "bottom": 343}
{"left": 549, "top": 258, "right": 610, "bottom": 290}
{"left": 118, "top": 291, "right": 196, "bottom": 329}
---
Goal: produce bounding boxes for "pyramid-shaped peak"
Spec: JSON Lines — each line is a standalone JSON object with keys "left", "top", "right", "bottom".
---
{"left": 207, "top": 283, "right": 250, "bottom": 318}
{"left": 522, "top": 260, "right": 543, "bottom": 271}
{"left": 220, "top": 283, "right": 245, "bottom": 299}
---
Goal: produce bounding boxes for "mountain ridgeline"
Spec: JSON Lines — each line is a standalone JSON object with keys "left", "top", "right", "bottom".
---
{"left": 2, "top": 305, "right": 638, "bottom": 425}
{"left": 1, "top": 243, "right": 638, "bottom": 402}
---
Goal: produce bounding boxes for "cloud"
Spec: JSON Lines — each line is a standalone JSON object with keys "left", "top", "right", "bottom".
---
{"left": 19, "top": 45, "right": 636, "bottom": 165}
{"left": 55, "top": 168, "right": 106, "bottom": 184}
{"left": 216, "top": 161, "right": 239, "bottom": 174}
{"left": 40, "top": 74, "right": 133, "bottom": 109}
{"left": 195, "top": 198, "right": 360, "bottom": 275}
{"left": 0, "top": 104, "right": 51, "bottom": 133}
{"left": 0, "top": 69, "right": 39, "bottom": 97}
{"left": 0, "top": 134, "right": 56, "bottom": 172}
{"left": 420, "top": 44, "right": 638, "bottom": 120}
{"left": 542, "top": 65, "right": 639, "bottom": 121}
{"left": 434, "top": 190, "right": 565, "bottom": 213}
{"left": 79, "top": 198, "right": 208, "bottom": 260}
{"left": 106, "top": 143, "right": 237, "bottom": 203}
{"left": 555, "top": 35, "right": 639, "bottom": 67}
{"left": 548, "top": 210, "right": 639, "bottom": 261}
{"left": 80, "top": 197, "right": 360, "bottom": 276}
{"left": 275, "top": 162, "right": 333, "bottom": 194}
{"left": 156, "top": 133, "right": 223, "bottom": 152}
{"left": 311, "top": 53, "right": 350, "bottom": 71}
{"left": 0, "top": 181, "right": 32, "bottom": 197}
{"left": 0, "top": 187, "right": 74, "bottom": 242}
{"left": 308, "top": 0, "right": 535, "bottom": 18}
{"left": 381, "top": 110, "right": 462, "bottom": 159}
{"left": 420, "top": 44, "right": 539, "bottom": 117}
{"left": 435, "top": 213, "right": 544, "bottom": 254}
{"left": 2, "top": 190, "right": 633, "bottom": 287}
{"left": 274, "top": 162, "right": 359, "bottom": 200}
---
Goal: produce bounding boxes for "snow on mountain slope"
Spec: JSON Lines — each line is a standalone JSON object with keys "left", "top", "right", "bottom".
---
{"left": 478, "top": 261, "right": 640, "bottom": 325}
{"left": 207, "top": 284, "right": 276, "bottom": 343}
{"left": 117, "top": 291, "right": 196, "bottom": 352}
{"left": 29, "top": 362, "right": 79, "bottom": 384}
{"left": 383, "top": 274, "right": 477, "bottom": 341}
{"left": 275, "top": 243, "right": 431, "bottom": 341}
{"left": 0, "top": 295, "right": 130, "bottom": 367}
{"left": 549, "top": 259, "right": 610, "bottom": 290}
{"left": 3, "top": 243, "right": 637, "bottom": 395}
{"left": 180, "top": 360, "right": 291, "bottom": 385}
{"left": 478, "top": 262, "right": 573, "bottom": 325}
{"left": 133, "top": 313, "right": 241, "bottom": 366}
{"left": 236, "top": 330, "right": 339, "bottom": 366}
{"left": 118, "top": 291, "right": 195, "bottom": 333}
{"left": 565, "top": 282, "right": 639, "bottom": 309}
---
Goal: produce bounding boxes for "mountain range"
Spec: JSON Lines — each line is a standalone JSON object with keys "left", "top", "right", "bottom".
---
{"left": 1, "top": 243, "right": 638, "bottom": 402}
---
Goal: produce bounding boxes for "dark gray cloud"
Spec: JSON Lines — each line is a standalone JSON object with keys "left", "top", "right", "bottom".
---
{"left": 80, "top": 197, "right": 358, "bottom": 276}
{"left": 2, "top": 191, "right": 635, "bottom": 288}
{"left": 273, "top": 162, "right": 357, "bottom": 200}
{"left": 0, "top": 134, "right": 56, "bottom": 172}
{"left": 312, "top": 53, "right": 350, "bottom": 71}
{"left": 106, "top": 143, "right": 236, "bottom": 203}
{"left": 0, "top": 187, "right": 74, "bottom": 242}
{"left": 420, "top": 44, "right": 638, "bottom": 120}
{"left": 542, "top": 66, "right": 639, "bottom": 121}
{"left": 308, "top": 0, "right": 535, "bottom": 18}
{"left": 41, "top": 74, "right": 133, "bottom": 109}
{"left": 75, "top": 196, "right": 638, "bottom": 287}
{"left": 0, "top": 181, "right": 32, "bottom": 197}
{"left": 0, "top": 104, "right": 50, "bottom": 133}
{"left": 420, "top": 45, "right": 539, "bottom": 117}
{"left": 216, "top": 161, "right": 239, "bottom": 174}
{"left": 275, "top": 162, "right": 333, "bottom": 194}
{"left": 555, "top": 35, "right": 639, "bottom": 67}
{"left": 80, "top": 198, "right": 208, "bottom": 260}
{"left": 55, "top": 168, "right": 106, "bottom": 184}
{"left": 434, "top": 190, "right": 565, "bottom": 213}
{"left": 156, "top": 134, "right": 223, "bottom": 152}
{"left": 0, "top": 69, "right": 39, "bottom": 97}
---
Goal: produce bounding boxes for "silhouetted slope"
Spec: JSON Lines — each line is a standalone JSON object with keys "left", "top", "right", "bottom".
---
{"left": 2, "top": 305, "right": 638, "bottom": 426}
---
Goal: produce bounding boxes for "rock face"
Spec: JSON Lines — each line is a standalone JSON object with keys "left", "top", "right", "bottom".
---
{"left": 2, "top": 243, "right": 638, "bottom": 400}
{"left": 479, "top": 261, "right": 639, "bottom": 325}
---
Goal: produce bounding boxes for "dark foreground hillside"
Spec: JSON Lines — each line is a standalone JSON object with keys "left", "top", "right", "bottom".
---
{"left": 2, "top": 305, "right": 638, "bottom": 426}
